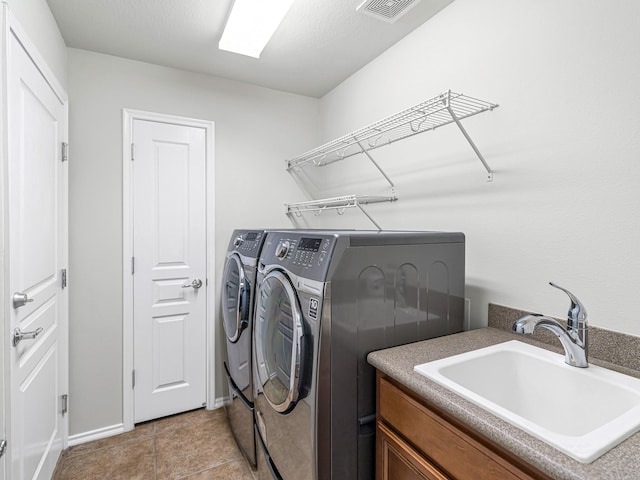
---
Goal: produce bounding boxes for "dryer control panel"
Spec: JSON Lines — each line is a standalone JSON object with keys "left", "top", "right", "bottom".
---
{"left": 229, "top": 230, "right": 265, "bottom": 259}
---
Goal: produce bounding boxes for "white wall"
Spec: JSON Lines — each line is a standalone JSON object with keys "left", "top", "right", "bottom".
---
{"left": 302, "top": 0, "right": 640, "bottom": 335}
{"left": 4, "top": 0, "right": 67, "bottom": 87}
{"left": 25, "top": 0, "right": 640, "bottom": 441}
{"left": 67, "top": 48, "right": 319, "bottom": 437}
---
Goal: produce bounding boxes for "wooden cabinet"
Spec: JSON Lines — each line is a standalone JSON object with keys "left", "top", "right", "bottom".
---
{"left": 377, "top": 421, "right": 450, "bottom": 480}
{"left": 376, "top": 372, "right": 553, "bottom": 480}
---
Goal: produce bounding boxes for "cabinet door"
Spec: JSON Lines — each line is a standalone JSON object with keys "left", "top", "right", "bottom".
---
{"left": 377, "top": 422, "right": 449, "bottom": 480}
{"left": 377, "top": 373, "right": 551, "bottom": 480}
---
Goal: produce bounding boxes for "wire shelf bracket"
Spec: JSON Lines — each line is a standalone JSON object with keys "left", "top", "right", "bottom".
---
{"left": 286, "top": 90, "right": 498, "bottom": 182}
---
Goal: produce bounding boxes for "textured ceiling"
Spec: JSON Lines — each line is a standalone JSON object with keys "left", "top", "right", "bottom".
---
{"left": 46, "top": 0, "right": 453, "bottom": 98}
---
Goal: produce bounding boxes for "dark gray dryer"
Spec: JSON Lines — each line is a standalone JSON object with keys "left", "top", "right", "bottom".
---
{"left": 253, "top": 230, "right": 465, "bottom": 480}
{"left": 221, "top": 229, "right": 266, "bottom": 467}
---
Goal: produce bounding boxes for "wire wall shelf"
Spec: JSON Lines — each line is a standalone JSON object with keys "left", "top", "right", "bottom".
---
{"left": 285, "top": 195, "right": 398, "bottom": 230}
{"left": 286, "top": 90, "right": 498, "bottom": 181}
{"left": 284, "top": 90, "right": 499, "bottom": 229}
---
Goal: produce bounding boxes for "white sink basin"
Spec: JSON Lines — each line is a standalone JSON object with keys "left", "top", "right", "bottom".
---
{"left": 414, "top": 340, "right": 640, "bottom": 463}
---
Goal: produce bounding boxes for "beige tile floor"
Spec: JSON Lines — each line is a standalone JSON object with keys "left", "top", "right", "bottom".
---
{"left": 53, "top": 408, "right": 256, "bottom": 480}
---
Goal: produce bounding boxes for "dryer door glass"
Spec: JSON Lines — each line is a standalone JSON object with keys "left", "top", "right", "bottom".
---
{"left": 255, "top": 271, "right": 305, "bottom": 413}
{"left": 222, "top": 254, "right": 250, "bottom": 343}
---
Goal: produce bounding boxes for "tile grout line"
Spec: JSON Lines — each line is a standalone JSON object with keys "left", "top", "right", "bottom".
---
{"left": 172, "top": 458, "right": 253, "bottom": 480}
{"left": 153, "top": 427, "right": 158, "bottom": 480}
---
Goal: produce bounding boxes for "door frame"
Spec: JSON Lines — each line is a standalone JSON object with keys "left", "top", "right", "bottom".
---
{"left": 1, "top": 5, "right": 69, "bottom": 477}
{"left": 122, "top": 109, "right": 215, "bottom": 431}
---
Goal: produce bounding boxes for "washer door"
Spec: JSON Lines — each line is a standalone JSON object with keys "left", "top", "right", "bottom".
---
{"left": 222, "top": 254, "right": 250, "bottom": 343}
{"left": 254, "top": 270, "right": 306, "bottom": 414}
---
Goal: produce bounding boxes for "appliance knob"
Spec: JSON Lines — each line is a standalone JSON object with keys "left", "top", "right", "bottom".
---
{"left": 234, "top": 236, "right": 243, "bottom": 247}
{"left": 276, "top": 241, "right": 290, "bottom": 259}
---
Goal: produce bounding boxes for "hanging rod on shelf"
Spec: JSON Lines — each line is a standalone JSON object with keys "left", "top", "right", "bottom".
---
{"left": 285, "top": 194, "right": 397, "bottom": 230}
{"left": 286, "top": 90, "right": 498, "bottom": 181}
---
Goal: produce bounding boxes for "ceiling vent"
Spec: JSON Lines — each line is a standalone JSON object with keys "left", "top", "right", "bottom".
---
{"left": 356, "top": 0, "right": 422, "bottom": 24}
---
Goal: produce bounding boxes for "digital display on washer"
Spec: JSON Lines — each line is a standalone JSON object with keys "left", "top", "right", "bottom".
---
{"left": 298, "top": 237, "right": 322, "bottom": 252}
{"left": 245, "top": 232, "right": 258, "bottom": 241}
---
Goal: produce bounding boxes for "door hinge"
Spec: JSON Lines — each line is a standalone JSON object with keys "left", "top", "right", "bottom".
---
{"left": 0, "top": 439, "right": 6, "bottom": 459}
{"left": 61, "top": 142, "right": 69, "bottom": 162}
{"left": 131, "top": 257, "right": 135, "bottom": 275}
{"left": 132, "top": 369, "right": 136, "bottom": 388}
{"left": 61, "top": 394, "right": 68, "bottom": 416}
{"left": 61, "top": 268, "right": 67, "bottom": 289}
{"left": 131, "top": 142, "right": 135, "bottom": 161}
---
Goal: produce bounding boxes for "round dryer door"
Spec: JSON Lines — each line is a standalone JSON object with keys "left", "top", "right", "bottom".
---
{"left": 221, "top": 254, "right": 250, "bottom": 343}
{"left": 254, "top": 270, "right": 306, "bottom": 414}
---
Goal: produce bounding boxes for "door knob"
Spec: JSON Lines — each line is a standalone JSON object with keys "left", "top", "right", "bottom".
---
{"left": 13, "top": 292, "right": 34, "bottom": 309}
{"left": 12, "top": 327, "right": 43, "bottom": 347}
{"left": 182, "top": 279, "right": 203, "bottom": 289}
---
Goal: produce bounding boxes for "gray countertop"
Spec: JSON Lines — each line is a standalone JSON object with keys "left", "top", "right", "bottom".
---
{"left": 367, "top": 327, "right": 640, "bottom": 480}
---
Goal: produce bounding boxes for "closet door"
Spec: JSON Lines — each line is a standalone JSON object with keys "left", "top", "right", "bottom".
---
{"left": 132, "top": 119, "right": 207, "bottom": 423}
{"left": 6, "top": 24, "right": 68, "bottom": 480}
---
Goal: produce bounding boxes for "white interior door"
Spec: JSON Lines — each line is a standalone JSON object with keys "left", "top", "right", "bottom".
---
{"left": 7, "top": 29, "right": 68, "bottom": 480}
{"left": 132, "top": 119, "right": 207, "bottom": 423}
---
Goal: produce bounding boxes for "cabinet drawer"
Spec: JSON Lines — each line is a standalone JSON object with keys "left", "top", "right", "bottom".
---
{"left": 378, "top": 374, "right": 543, "bottom": 480}
{"left": 377, "top": 421, "right": 450, "bottom": 480}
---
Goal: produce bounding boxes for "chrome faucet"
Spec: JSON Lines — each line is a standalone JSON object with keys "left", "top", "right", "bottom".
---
{"left": 512, "top": 282, "right": 588, "bottom": 367}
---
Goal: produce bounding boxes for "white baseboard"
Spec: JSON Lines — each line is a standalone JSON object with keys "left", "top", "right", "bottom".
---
{"left": 68, "top": 423, "right": 125, "bottom": 447}
{"left": 211, "top": 396, "right": 229, "bottom": 409}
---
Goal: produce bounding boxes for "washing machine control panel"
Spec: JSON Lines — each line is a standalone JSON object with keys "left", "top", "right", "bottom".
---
{"left": 265, "top": 234, "right": 336, "bottom": 280}
{"left": 291, "top": 237, "right": 322, "bottom": 267}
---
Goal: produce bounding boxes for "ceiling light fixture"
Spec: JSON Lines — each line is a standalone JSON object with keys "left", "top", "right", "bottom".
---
{"left": 219, "top": 0, "right": 296, "bottom": 58}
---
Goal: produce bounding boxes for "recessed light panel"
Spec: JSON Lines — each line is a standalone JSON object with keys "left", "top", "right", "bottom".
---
{"left": 219, "top": 0, "right": 296, "bottom": 58}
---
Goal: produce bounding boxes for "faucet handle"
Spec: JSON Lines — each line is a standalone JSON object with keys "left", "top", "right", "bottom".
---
{"left": 549, "top": 282, "right": 587, "bottom": 326}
